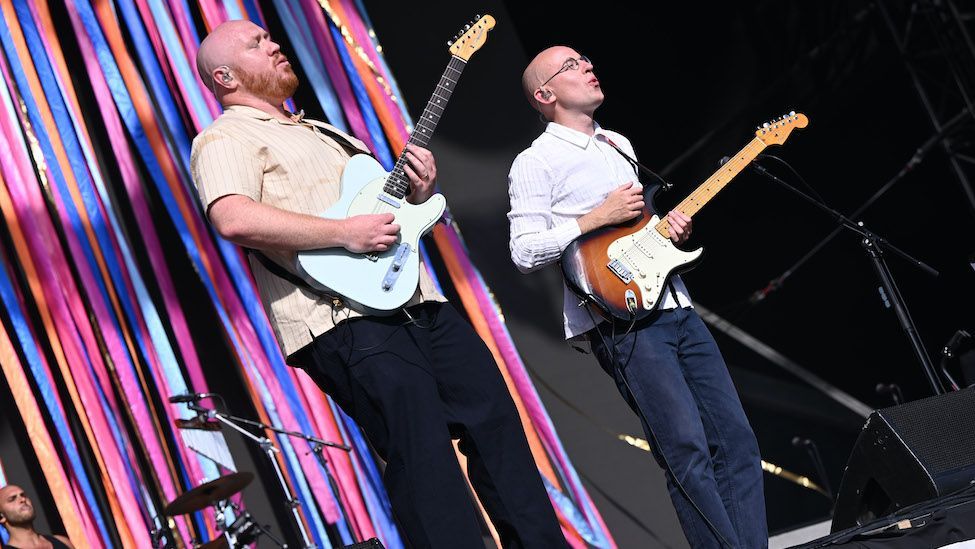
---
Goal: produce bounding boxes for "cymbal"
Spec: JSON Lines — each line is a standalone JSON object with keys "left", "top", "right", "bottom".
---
{"left": 175, "top": 417, "right": 222, "bottom": 431}
{"left": 164, "top": 472, "right": 254, "bottom": 516}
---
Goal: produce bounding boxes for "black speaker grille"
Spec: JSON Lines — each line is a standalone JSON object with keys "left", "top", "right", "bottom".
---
{"left": 877, "top": 387, "right": 975, "bottom": 474}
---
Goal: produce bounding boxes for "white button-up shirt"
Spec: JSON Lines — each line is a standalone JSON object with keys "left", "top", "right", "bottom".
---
{"left": 508, "top": 122, "right": 691, "bottom": 339}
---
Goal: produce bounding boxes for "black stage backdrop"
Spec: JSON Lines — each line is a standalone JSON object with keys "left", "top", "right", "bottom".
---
{"left": 2, "top": 3, "right": 971, "bottom": 548}
{"left": 356, "top": 1, "right": 975, "bottom": 547}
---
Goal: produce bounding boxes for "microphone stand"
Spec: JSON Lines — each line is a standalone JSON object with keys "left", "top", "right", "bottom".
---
{"left": 748, "top": 162, "right": 945, "bottom": 395}
{"left": 746, "top": 110, "right": 967, "bottom": 305}
{"left": 792, "top": 437, "right": 834, "bottom": 501}
{"left": 189, "top": 402, "right": 345, "bottom": 549}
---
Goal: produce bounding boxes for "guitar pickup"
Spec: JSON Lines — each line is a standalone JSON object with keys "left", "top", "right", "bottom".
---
{"left": 377, "top": 194, "right": 401, "bottom": 209}
{"left": 607, "top": 259, "right": 634, "bottom": 284}
{"left": 381, "top": 243, "right": 412, "bottom": 291}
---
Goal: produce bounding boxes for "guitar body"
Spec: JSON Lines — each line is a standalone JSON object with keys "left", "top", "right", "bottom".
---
{"left": 293, "top": 15, "right": 495, "bottom": 315}
{"left": 559, "top": 112, "right": 808, "bottom": 321}
{"left": 560, "top": 184, "right": 703, "bottom": 321}
{"left": 297, "top": 154, "right": 446, "bottom": 315}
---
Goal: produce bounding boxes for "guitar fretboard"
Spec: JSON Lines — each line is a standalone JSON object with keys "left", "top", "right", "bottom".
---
{"left": 656, "top": 137, "right": 766, "bottom": 238}
{"left": 383, "top": 56, "right": 468, "bottom": 199}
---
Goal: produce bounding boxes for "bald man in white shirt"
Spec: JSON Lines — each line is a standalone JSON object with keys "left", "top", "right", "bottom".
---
{"left": 508, "top": 46, "right": 768, "bottom": 549}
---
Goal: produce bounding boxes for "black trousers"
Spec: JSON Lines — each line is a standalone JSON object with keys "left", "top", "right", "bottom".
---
{"left": 294, "top": 302, "right": 566, "bottom": 549}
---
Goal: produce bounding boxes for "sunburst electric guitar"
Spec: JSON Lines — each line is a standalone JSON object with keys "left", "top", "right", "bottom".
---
{"left": 296, "top": 15, "right": 495, "bottom": 314}
{"left": 560, "top": 112, "right": 808, "bottom": 321}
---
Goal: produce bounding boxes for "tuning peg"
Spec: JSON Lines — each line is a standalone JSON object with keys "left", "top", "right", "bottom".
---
{"left": 475, "top": 14, "right": 481, "bottom": 19}
{"left": 763, "top": 122, "right": 770, "bottom": 128}
{"left": 789, "top": 110, "right": 796, "bottom": 116}
{"left": 447, "top": 40, "right": 453, "bottom": 46}
{"left": 465, "top": 24, "right": 471, "bottom": 30}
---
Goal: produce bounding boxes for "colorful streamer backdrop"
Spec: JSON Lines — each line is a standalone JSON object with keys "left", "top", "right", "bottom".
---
{"left": 0, "top": 0, "right": 615, "bottom": 547}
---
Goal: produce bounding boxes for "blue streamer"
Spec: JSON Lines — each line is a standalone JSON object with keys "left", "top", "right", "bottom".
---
{"left": 12, "top": 0, "right": 212, "bottom": 517}
{"left": 221, "top": 0, "right": 244, "bottom": 20}
{"left": 114, "top": 0, "right": 195, "bottom": 163}
{"left": 145, "top": 0, "right": 213, "bottom": 127}
{"left": 327, "top": 22, "right": 393, "bottom": 168}
{"left": 239, "top": 0, "right": 264, "bottom": 25}
{"left": 332, "top": 403, "right": 403, "bottom": 548}
{"left": 0, "top": 241, "right": 112, "bottom": 542}
{"left": 268, "top": 0, "right": 347, "bottom": 130}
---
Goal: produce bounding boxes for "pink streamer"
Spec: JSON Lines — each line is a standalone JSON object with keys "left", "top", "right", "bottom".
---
{"left": 0, "top": 93, "right": 104, "bottom": 549}
{"left": 296, "top": 0, "right": 373, "bottom": 148}
{"left": 0, "top": 79, "right": 151, "bottom": 546}
{"left": 293, "top": 370, "right": 377, "bottom": 539}
{"left": 337, "top": 0, "right": 408, "bottom": 145}
{"left": 133, "top": 0, "right": 205, "bottom": 130}
{"left": 442, "top": 226, "right": 616, "bottom": 544}
{"left": 164, "top": 0, "right": 222, "bottom": 118}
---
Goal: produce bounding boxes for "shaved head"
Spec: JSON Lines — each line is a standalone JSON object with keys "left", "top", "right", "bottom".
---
{"left": 196, "top": 20, "right": 256, "bottom": 92}
{"left": 0, "top": 485, "right": 34, "bottom": 526}
{"left": 522, "top": 46, "right": 577, "bottom": 110}
{"left": 196, "top": 20, "right": 298, "bottom": 107}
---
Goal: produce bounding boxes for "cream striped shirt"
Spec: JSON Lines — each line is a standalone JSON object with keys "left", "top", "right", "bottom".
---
{"left": 191, "top": 105, "right": 444, "bottom": 357}
{"left": 508, "top": 122, "right": 691, "bottom": 339}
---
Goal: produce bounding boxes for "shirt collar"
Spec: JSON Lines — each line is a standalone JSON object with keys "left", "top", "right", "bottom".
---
{"left": 223, "top": 104, "right": 305, "bottom": 124}
{"left": 544, "top": 121, "right": 606, "bottom": 148}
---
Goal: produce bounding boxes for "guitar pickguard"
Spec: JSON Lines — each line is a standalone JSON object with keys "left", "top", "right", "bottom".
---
{"left": 606, "top": 215, "right": 701, "bottom": 312}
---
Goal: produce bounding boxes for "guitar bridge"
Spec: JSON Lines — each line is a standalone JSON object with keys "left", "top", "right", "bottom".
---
{"left": 607, "top": 259, "right": 634, "bottom": 284}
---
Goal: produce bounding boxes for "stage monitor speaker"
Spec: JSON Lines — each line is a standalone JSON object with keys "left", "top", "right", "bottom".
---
{"left": 831, "top": 387, "right": 975, "bottom": 532}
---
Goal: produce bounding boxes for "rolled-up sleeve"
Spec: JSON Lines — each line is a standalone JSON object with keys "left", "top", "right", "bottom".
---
{"left": 507, "top": 152, "right": 581, "bottom": 273}
{"left": 190, "top": 128, "right": 265, "bottom": 214}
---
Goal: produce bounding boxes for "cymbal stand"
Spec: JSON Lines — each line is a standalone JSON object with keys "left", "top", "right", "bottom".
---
{"left": 213, "top": 498, "right": 286, "bottom": 548}
{"left": 310, "top": 442, "right": 362, "bottom": 544}
{"left": 191, "top": 402, "right": 315, "bottom": 548}
{"left": 149, "top": 514, "right": 176, "bottom": 549}
{"left": 214, "top": 412, "right": 359, "bottom": 543}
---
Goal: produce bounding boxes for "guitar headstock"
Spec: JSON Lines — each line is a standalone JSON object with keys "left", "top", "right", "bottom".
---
{"left": 755, "top": 111, "right": 808, "bottom": 146}
{"left": 448, "top": 15, "right": 496, "bottom": 61}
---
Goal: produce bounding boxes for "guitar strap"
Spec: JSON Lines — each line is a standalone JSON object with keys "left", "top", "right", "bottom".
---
{"left": 242, "top": 117, "right": 370, "bottom": 304}
{"left": 605, "top": 138, "right": 684, "bottom": 307}
{"left": 303, "top": 118, "right": 376, "bottom": 159}
{"left": 245, "top": 249, "right": 345, "bottom": 305}
{"left": 604, "top": 138, "right": 673, "bottom": 192}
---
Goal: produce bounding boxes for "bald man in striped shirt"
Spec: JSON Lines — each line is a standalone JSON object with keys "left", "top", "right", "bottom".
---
{"left": 190, "top": 20, "right": 566, "bottom": 549}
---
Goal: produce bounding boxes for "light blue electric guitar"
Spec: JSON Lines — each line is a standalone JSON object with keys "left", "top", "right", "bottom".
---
{"left": 297, "top": 15, "right": 495, "bottom": 315}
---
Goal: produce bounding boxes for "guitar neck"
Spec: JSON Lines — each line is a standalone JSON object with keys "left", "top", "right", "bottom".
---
{"left": 656, "top": 136, "right": 766, "bottom": 238}
{"left": 383, "top": 56, "right": 468, "bottom": 199}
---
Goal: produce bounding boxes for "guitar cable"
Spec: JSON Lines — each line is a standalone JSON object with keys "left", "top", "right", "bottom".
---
{"left": 329, "top": 305, "right": 434, "bottom": 361}
{"left": 583, "top": 305, "right": 736, "bottom": 549}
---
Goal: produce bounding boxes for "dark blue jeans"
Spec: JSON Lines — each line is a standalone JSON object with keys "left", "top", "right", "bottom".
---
{"left": 589, "top": 307, "right": 768, "bottom": 548}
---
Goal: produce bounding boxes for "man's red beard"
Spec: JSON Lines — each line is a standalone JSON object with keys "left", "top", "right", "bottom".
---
{"left": 236, "top": 65, "right": 299, "bottom": 102}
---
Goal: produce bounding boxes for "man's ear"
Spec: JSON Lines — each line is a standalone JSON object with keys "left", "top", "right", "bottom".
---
{"left": 213, "top": 66, "right": 235, "bottom": 90}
